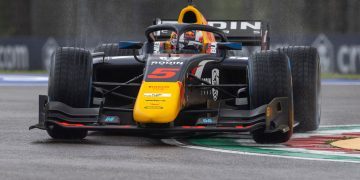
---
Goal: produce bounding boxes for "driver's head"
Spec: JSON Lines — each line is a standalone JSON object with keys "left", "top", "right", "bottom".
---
{"left": 169, "top": 30, "right": 204, "bottom": 53}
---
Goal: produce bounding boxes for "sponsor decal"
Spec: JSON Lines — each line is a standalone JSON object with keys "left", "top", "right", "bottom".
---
{"left": 195, "top": 117, "right": 218, "bottom": 125}
{"left": 208, "top": 21, "right": 261, "bottom": 31}
{"left": 195, "top": 60, "right": 218, "bottom": 97}
{"left": 144, "top": 93, "right": 172, "bottom": 98}
{"left": 198, "top": 68, "right": 220, "bottom": 100}
{"left": 229, "top": 57, "right": 249, "bottom": 60}
{"left": 148, "top": 68, "right": 179, "bottom": 79}
{"left": 211, "top": 68, "right": 220, "bottom": 101}
{"left": 104, "top": 116, "right": 116, "bottom": 122}
{"left": 105, "top": 117, "right": 114, "bottom": 122}
{"left": 101, "top": 116, "right": 120, "bottom": 124}
{"left": 156, "top": 20, "right": 262, "bottom": 36}
{"left": 208, "top": 43, "right": 217, "bottom": 54}
{"left": 150, "top": 61, "right": 183, "bottom": 65}
{"left": 148, "top": 85, "right": 170, "bottom": 91}
{"left": 195, "top": 60, "right": 214, "bottom": 78}
{"left": 144, "top": 106, "right": 164, "bottom": 109}
{"left": 153, "top": 42, "right": 161, "bottom": 54}
{"left": 157, "top": 20, "right": 261, "bottom": 30}
{"left": 201, "top": 118, "right": 213, "bottom": 124}
{"left": 159, "top": 57, "right": 181, "bottom": 61}
{"left": 145, "top": 99, "right": 166, "bottom": 102}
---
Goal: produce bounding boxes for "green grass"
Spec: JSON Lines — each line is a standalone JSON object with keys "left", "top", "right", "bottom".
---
{"left": 322, "top": 73, "right": 360, "bottom": 80}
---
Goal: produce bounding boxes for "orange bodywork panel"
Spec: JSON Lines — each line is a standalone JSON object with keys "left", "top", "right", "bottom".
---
{"left": 133, "top": 5, "right": 214, "bottom": 124}
{"left": 178, "top": 5, "right": 216, "bottom": 45}
{"left": 133, "top": 81, "right": 184, "bottom": 123}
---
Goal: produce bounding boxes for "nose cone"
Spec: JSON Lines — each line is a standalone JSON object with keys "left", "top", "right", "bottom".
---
{"left": 133, "top": 82, "right": 182, "bottom": 124}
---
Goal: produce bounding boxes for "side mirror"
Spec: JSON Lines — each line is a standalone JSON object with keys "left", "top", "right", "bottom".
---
{"left": 118, "top": 41, "right": 143, "bottom": 49}
{"left": 217, "top": 42, "right": 242, "bottom": 50}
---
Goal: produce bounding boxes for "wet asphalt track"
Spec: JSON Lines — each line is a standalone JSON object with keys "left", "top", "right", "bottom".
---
{"left": 0, "top": 84, "right": 359, "bottom": 180}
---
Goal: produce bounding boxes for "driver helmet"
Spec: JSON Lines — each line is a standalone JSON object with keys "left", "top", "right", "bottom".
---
{"left": 168, "top": 30, "right": 204, "bottom": 53}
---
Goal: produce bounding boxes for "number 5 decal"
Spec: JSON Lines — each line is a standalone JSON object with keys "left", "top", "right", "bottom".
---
{"left": 148, "top": 68, "right": 180, "bottom": 79}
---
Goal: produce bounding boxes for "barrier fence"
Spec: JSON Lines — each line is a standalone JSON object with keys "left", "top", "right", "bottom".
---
{"left": 0, "top": 34, "right": 359, "bottom": 74}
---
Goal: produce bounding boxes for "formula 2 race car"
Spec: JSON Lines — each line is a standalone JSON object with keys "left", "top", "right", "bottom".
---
{"left": 30, "top": 2, "right": 321, "bottom": 143}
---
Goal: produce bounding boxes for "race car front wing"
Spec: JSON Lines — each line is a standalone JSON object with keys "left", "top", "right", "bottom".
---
{"left": 30, "top": 95, "right": 291, "bottom": 134}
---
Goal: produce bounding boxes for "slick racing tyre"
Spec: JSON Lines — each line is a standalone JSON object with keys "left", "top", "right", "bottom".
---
{"left": 47, "top": 47, "right": 92, "bottom": 139}
{"left": 94, "top": 43, "right": 137, "bottom": 56}
{"left": 249, "top": 50, "right": 294, "bottom": 143}
{"left": 279, "top": 46, "right": 321, "bottom": 132}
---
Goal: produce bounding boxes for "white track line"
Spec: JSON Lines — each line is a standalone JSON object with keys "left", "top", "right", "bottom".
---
{"left": 322, "top": 80, "right": 360, "bottom": 86}
{"left": 0, "top": 83, "right": 47, "bottom": 86}
{"left": 322, "top": 83, "right": 360, "bottom": 86}
{"left": 0, "top": 74, "right": 48, "bottom": 86}
{"left": 320, "top": 124, "right": 360, "bottom": 128}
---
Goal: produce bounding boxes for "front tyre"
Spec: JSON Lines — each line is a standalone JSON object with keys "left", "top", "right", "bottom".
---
{"left": 46, "top": 47, "right": 92, "bottom": 140}
{"left": 46, "top": 124, "right": 87, "bottom": 140}
{"left": 249, "top": 50, "right": 294, "bottom": 143}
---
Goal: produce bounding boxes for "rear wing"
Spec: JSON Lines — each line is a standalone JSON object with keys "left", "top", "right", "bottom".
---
{"left": 154, "top": 19, "right": 270, "bottom": 50}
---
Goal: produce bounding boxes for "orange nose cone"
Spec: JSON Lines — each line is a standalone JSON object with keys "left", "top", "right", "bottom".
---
{"left": 133, "top": 82, "right": 182, "bottom": 123}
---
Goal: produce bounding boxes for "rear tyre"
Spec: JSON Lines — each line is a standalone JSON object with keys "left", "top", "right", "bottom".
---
{"left": 93, "top": 43, "right": 137, "bottom": 56}
{"left": 47, "top": 47, "right": 92, "bottom": 139}
{"left": 279, "top": 46, "right": 321, "bottom": 132}
{"left": 249, "top": 50, "right": 294, "bottom": 143}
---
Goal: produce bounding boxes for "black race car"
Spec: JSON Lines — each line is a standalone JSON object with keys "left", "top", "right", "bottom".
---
{"left": 30, "top": 4, "right": 321, "bottom": 143}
